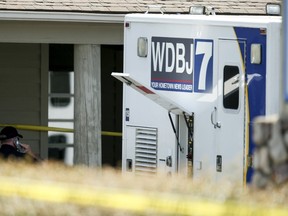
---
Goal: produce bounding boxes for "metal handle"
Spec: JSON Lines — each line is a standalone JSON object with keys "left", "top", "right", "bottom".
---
{"left": 211, "top": 107, "right": 221, "bottom": 128}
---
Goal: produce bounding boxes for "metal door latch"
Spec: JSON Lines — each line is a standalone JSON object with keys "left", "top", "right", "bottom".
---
{"left": 166, "top": 156, "right": 172, "bottom": 167}
{"left": 216, "top": 155, "right": 222, "bottom": 172}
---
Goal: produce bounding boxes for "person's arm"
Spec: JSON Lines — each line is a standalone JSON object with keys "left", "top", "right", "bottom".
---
{"left": 21, "top": 143, "right": 41, "bottom": 162}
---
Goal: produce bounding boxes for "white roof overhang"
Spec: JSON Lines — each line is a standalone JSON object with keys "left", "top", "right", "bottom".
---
{"left": 0, "top": 10, "right": 125, "bottom": 23}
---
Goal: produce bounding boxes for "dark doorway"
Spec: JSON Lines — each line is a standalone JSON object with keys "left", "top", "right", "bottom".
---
{"left": 48, "top": 44, "right": 123, "bottom": 168}
{"left": 101, "top": 45, "right": 123, "bottom": 168}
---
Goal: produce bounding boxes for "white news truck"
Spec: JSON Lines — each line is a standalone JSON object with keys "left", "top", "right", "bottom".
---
{"left": 113, "top": 13, "right": 282, "bottom": 185}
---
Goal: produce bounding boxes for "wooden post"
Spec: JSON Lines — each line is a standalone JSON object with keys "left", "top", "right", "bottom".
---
{"left": 74, "top": 44, "right": 102, "bottom": 167}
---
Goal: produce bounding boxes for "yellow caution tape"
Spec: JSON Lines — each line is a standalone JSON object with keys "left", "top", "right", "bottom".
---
{"left": 101, "top": 131, "right": 122, "bottom": 137}
{"left": 0, "top": 124, "right": 122, "bottom": 137}
{"left": 0, "top": 176, "right": 287, "bottom": 216}
{"left": 0, "top": 124, "right": 73, "bottom": 133}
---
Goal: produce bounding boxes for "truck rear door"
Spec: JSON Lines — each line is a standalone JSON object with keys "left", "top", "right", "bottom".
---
{"left": 215, "top": 39, "right": 246, "bottom": 185}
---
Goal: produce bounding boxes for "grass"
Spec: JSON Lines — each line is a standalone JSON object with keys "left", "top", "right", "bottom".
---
{"left": 0, "top": 161, "right": 287, "bottom": 216}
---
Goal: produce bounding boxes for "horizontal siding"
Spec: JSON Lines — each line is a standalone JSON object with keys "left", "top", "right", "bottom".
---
{"left": 0, "top": 98, "right": 40, "bottom": 111}
{"left": 0, "top": 68, "right": 40, "bottom": 81}
{"left": 0, "top": 111, "right": 41, "bottom": 126}
{"left": 0, "top": 83, "right": 40, "bottom": 98}
{"left": 0, "top": 43, "right": 43, "bottom": 155}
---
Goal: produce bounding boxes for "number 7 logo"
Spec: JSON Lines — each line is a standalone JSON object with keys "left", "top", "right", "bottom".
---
{"left": 194, "top": 40, "right": 213, "bottom": 93}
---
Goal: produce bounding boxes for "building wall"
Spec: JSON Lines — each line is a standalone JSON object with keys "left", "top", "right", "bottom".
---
{"left": 0, "top": 20, "right": 124, "bottom": 164}
{"left": 0, "top": 21, "right": 123, "bottom": 44}
{"left": 0, "top": 43, "right": 48, "bottom": 157}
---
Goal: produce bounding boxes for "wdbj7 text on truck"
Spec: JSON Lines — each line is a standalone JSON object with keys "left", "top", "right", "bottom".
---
{"left": 112, "top": 12, "right": 282, "bottom": 186}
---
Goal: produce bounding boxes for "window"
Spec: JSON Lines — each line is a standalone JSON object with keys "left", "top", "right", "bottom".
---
{"left": 48, "top": 44, "right": 74, "bottom": 165}
{"left": 223, "top": 66, "right": 240, "bottom": 110}
{"left": 50, "top": 71, "right": 71, "bottom": 107}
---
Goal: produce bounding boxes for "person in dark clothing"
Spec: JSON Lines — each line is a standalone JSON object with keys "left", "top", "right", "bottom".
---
{"left": 0, "top": 126, "right": 40, "bottom": 162}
